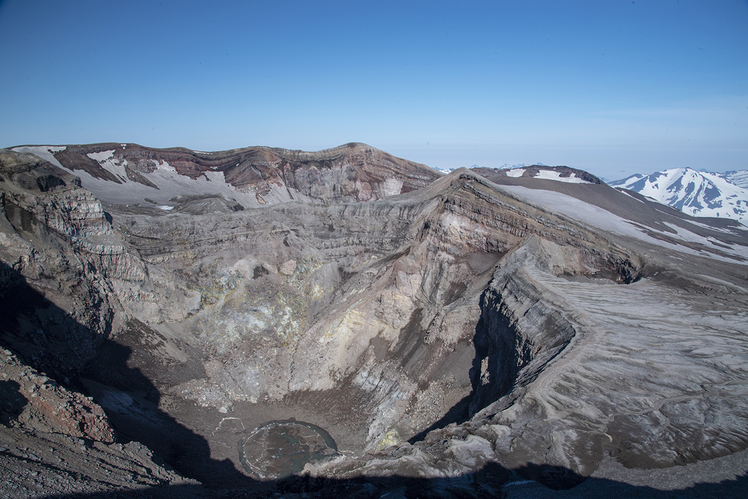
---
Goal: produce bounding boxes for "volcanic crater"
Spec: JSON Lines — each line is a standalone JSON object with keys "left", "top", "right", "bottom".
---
{"left": 2, "top": 144, "right": 748, "bottom": 497}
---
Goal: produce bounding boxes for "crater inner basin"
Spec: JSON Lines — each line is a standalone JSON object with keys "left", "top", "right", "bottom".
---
{"left": 238, "top": 420, "right": 338, "bottom": 480}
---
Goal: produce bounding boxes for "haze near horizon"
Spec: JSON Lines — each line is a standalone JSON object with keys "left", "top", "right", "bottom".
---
{"left": 0, "top": 0, "right": 746, "bottom": 180}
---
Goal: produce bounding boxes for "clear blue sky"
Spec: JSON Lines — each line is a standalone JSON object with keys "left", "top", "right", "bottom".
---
{"left": 1, "top": 0, "right": 746, "bottom": 180}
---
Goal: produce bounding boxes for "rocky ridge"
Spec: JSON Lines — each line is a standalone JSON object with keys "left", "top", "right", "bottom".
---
{"left": 12, "top": 142, "right": 440, "bottom": 210}
{"left": 1, "top": 146, "right": 747, "bottom": 497}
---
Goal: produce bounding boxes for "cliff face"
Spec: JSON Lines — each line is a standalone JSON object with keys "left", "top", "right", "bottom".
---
{"left": 2, "top": 147, "right": 748, "bottom": 496}
{"left": 0, "top": 151, "right": 198, "bottom": 495}
{"left": 0, "top": 149, "right": 202, "bottom": 375}
{"left": 0, "top": 150, "right": 126, "bottom": 377}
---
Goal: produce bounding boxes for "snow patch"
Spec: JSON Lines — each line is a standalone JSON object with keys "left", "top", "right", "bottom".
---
{"left": 688, "top": 219, "right": 748, "bottom": 235}
{"left": 30, "top": 149, "right": 306, "bottom": 209}
{"left": 11, "top": 145, "right": 66, "bottom": 169}
{"left": 663, "top": 222, "right": 739, "bottom": 250}
{"left": 722, "top": 170, "right": 748, "bottom": 189}
{"left": 617, "top": 189, "right": 646, "bottom": 203}
{"left": 87, "top": 150, "right": 129, "bottom": 182}
{"left": 87, "top": 150, "right": 115, "bottom": 162}
{"left": 533, "top": 170, "right": 591, "bottom": 184}
{"left": 156, "top": 160, "right": 177, "bottom": 173}
{"left": 506, "top": 169, "right": 525, "bottom": 178}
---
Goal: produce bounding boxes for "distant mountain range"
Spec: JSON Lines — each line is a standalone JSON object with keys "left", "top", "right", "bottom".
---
{"left": 610, "top": 167, "right": 748, "bottom": 226}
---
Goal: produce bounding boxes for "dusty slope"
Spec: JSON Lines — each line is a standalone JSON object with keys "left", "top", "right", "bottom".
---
{"left": 1, "top": 149, "right": 747, "bottom": 497}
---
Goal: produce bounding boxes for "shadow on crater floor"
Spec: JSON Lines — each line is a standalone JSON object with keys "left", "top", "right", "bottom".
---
{"left": 0, "top": 380, "right": 27, "bottom": 426}
{"left": 39, "top": 462, "right": 748, "bottom": 499}
{"left": 409, "top": 287, "right": 526, "bottom": 445}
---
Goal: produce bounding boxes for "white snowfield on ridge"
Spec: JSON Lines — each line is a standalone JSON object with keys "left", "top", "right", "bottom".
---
{"left": 11, "top": 144, "right": 291, "bottom": 209}
{"left": 610, "top": 167, "right": 748, "bottom": 226}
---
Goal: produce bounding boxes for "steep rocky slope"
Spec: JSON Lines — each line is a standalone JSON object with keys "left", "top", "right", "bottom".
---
{"left": 0, "top": 150, "right": 197, "bottom": 495}
{"left": 1, "top": 147, "right": 748, "bottom": 497}
{"left": 0, "top": 347, "right": 196, "bottom": 497}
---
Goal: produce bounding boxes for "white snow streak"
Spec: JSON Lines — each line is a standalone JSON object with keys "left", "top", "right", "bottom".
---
{"left": 11, "top": 145, "right": 66, "bottom": 169}
{"left": 723, "top": 170, "right": 748, "bottom": 189}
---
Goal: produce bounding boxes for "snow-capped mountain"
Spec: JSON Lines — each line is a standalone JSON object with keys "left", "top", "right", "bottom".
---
{"left": 610, "top": 167, "right": 748, "bottom": 225}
